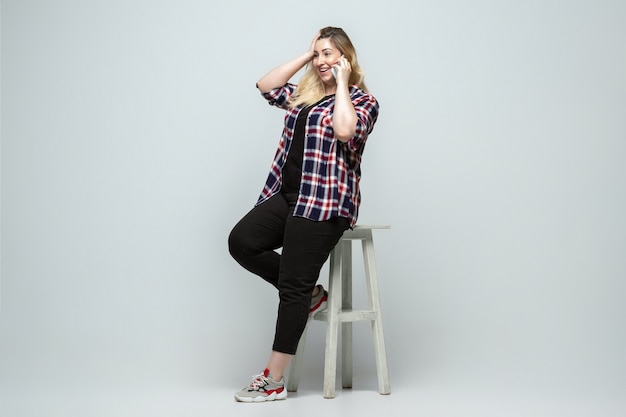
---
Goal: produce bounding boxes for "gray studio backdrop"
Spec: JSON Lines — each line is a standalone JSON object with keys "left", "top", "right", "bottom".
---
{"left": 1, "top": 0, "right": 625, "bottom": 409}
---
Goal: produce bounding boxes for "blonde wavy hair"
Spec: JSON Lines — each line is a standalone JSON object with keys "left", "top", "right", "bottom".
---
{"left": 289, "top": 27, "right": 369, "bottom": 109}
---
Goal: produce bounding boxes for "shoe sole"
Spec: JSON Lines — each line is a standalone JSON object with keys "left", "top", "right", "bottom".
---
{"left": 235, "top": 390, "right": 287, "bottom": 402}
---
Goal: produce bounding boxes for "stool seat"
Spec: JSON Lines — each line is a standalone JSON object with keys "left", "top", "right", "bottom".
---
{"left": 287, "top": 224, "right": 391, "bottom": 398}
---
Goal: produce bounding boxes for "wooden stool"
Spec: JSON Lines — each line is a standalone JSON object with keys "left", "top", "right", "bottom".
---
{"left": 287, "top": 225, "right": 391, "bottom": 398}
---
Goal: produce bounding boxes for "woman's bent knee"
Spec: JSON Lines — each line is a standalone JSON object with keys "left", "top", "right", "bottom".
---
{"left": 228, "top": 224, "right": 246, "bottom": 261}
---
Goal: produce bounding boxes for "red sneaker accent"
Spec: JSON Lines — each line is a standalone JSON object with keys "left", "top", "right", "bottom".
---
{"left": 266, "top": 387, "right": 285, "bottom": 395}
{"left": 310, "top": 293, "right": 328, "bottom": 313}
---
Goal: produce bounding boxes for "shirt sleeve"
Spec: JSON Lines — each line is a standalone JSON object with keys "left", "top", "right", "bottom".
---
{"left": 349, "top": 92, "right": 380, "bottom": 151}
{"left": 260, "top": 83, "right": 297, "bottom": 110}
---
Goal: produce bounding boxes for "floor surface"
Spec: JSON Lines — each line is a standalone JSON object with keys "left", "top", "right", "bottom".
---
{"left": 2, "top": 375, "right": 624, "bottom": 417}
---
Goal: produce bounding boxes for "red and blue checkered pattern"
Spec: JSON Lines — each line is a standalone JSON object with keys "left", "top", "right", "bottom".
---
{"left": 256, "top": 83, "right": 379, "bottom": 227}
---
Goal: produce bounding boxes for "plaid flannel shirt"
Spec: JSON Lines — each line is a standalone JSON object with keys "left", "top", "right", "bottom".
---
{"left": 256, "top": 83, "right": 379, "bottom": 227}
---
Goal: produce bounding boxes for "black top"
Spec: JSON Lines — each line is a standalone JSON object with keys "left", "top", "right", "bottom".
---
{"left": 281, "top": 96, "right": 332, "bottom": 197}
{"left": 281, "top": 104, "right": 311, "bottom": 195}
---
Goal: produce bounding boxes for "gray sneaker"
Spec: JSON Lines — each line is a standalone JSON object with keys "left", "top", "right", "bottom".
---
{"left": 310, "top": 284, "right": 328, "bottom": 316}
{"left": 234, "top": 369, "right": 287, "bottom": 402}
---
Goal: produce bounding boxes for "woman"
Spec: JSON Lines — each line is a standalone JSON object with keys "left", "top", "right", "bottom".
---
{"left": 228, "top": 26, "right": 379, "bottom": 402}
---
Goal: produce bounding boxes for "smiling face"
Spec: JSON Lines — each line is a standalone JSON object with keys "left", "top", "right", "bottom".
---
{"left": 313, "top": 38, "right": 342, "bottom": 86}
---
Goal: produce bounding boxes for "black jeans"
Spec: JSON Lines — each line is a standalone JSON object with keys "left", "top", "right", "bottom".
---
{"left": 228, "top": 192, "right": 350, "bottom": 354}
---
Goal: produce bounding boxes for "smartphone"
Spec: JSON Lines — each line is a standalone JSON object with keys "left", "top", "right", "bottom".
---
{"left": 331, "top": 55, "right": 345, "bottom": 78}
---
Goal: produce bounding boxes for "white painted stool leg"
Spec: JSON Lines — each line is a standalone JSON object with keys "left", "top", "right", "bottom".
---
{"left": 323, "top": 245, "right": 342, "bottom": 398}
{"left": 287, "top": 324, "right": 308, "bottom": 392}
{"left": 341, "top": 239, "right": 353, "bottom": 389}
{"left": 362, "top": 231, "right": 391, "bottom": 395}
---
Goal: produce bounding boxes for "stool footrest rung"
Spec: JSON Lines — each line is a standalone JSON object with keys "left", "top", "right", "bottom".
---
{"left": 314, "top": 309, "right": 378, "bottom": 322}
